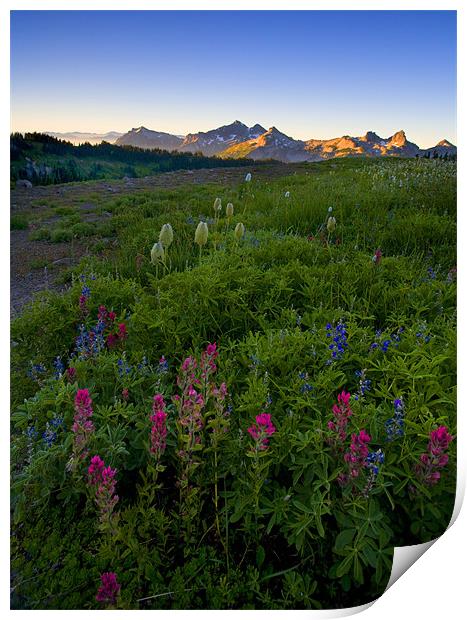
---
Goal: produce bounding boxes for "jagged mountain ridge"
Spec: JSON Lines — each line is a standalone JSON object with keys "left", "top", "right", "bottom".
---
{"left": 221, "top": 128, "right": 424, "bottom": 161}
{"left": 304, "top": 129, "right": 421, "bottom": 160}
{"left": 177, "top": 120, "right": 267, "bottom": 156}
{"left": 102, "top": 121, "right": 457, "bottom": 162}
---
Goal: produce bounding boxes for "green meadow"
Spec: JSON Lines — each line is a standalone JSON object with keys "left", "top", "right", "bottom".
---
{"left": 11, "top": 157, "right": 456, "bottom": 609}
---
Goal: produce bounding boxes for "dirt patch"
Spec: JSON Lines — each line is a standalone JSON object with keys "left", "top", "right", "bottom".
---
{"left": 10, "top": 229, "right": 89, "bottom": 317}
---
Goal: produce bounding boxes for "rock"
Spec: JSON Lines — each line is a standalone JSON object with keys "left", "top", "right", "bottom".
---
{"left": 16, "top": 179, "right": 32, "bottom": 189}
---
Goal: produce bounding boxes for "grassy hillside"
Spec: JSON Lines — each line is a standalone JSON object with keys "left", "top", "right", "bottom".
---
{"left": 11, "top": 157, "right": 456, "bottom": 609}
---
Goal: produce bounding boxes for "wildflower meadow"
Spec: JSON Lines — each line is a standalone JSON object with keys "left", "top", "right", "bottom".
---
{"left": 10, "top": 157, "right": 456, "bottom": 609}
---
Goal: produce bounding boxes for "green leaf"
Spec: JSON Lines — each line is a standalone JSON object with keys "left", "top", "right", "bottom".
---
{"left": 362, "top": 546, "right": 378, "bottom": 568}
{"left": 353, "top": 554, "right": 364, "bottom": 584}
{"left": 256, "top": 545, "right": 266, "bottom": 568}
{"left": 334, "top": 529, "right": 355, "bottom": 552}
{"left": 315, "top": 514, "right": 325, "bottom": 538}
{"left": 292, "top": 499, "right": 314, "bottom": 514}
{"left": 341, "top": 574, "right": 351, "bottom": 592}
{"left": 335, "top": 554, "right": 353, "bottom": 578}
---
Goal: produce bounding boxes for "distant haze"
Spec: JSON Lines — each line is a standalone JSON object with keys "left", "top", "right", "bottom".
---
{"left": 11, "top": 10, "right": 456, "bottom": 149}
{"left": 45, "top": 131, "right": 124, "bottom": 145}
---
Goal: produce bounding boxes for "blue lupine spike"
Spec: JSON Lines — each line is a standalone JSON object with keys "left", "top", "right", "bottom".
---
{"left": 325, "top": 320, "right": 348, "bottom": 362}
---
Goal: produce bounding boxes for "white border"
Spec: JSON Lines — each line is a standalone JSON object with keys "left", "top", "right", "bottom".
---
{"left": 3, "top": 1, "right": 464, "bottom": 617}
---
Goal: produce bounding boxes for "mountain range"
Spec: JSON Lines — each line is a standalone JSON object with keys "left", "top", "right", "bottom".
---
{"left": 48, "top": 122, "right": 456, "bottom": 162}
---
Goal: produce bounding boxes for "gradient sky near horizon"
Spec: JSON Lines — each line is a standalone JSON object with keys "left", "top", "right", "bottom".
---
{"left": 11, "top": 10, "right": 456, "bottom": 148}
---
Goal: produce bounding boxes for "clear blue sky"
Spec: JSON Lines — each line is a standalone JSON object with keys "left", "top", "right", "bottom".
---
{"left": 10, "top": 10, "right": 457, "bottom": 147}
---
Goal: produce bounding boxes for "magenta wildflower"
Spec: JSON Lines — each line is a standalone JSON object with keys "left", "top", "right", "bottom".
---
{"left": 96, "top": 572, "right": 121, "bottom": 605}
{"left": 343, "top": 429, "right": 371, "bottom": 479}
{"left": 106, "top": 333, "right": 118, "bottom": 349}
{"left": 79, "top": 296, "right": 88, "bottom": 317}
{"left": 327, "top": 391, "right": 353, "bottom": 447}
{"left": 88, "top": 455, "right": 119, "bottom": 526}
{"left": 200, "top": 342, "right": 219, "bottom": 381}
{"left": 212, "top": 382, "right": 228, "bottom": 400}
{"left": 78, "top": 284, "right": 91, "bottom": 316}
{"left": 74, "top": 388, "right": 93, "bottom": 421}
{"left": 428, "top": 426, "right": 453, "bottom": 456}
{"left": 415, "top": 426, "right": 453, "bottom": 486}
{"left": 174, "top": 346, "right": 228, "bottom": 469}
{"left": 117, "top": 323, "right": 127, "bottom": 341}
{"left": 153, "top": 393, "right": 165, "bottom": 410}
{"left": 122, "top": 388, "right": 129, "bottom": 401}
{"left": 206, "top": 343, "right": 217, "bottom": 357}
{"left": 179, "top": 385, "right": 204, "bottom": 433}
{"left": 97, "top": 305, "right": 108, "bottom": 323}
{"left": 150, "top": 394, "right": 168, "bottom": 459}
{"left": 181, "top": 355, "right": 197, "bottom": 374}
{"left": 211, "top": 382, "right": 230, "bottom": 436}
{"left": 174, "top": 356, "right": 206, "bottom": 463}
{"left": 66, "top": 367, "right": 77, "bottom": 382}
{"left": 68, "top": 389, "right": 94, "bottom": 470}
{"left": 248, "top": 413, "right": 276, "bottom": 450}
{"left": 104, "top": 321, "right": 127, "bottom": 350}
{"left": 88, "top": 454, "right": 105, "bottom": 486}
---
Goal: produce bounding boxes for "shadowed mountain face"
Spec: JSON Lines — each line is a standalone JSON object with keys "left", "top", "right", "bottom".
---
{"left": 115, "top": 127, "right": 184, "bottom": 151}
{"left": 420, "top": 139, "right": 457, "bottom": 159}
{"left": 111, "top": 121, "right": 457, "bottom": 162}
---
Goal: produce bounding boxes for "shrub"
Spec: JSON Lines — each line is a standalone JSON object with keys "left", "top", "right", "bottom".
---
{"left": 50, "top": 228, "right": 73, "bottom": 243}
{"left": 11, "top": 214, "right": 29, "bottom": 230}
{"left": 72, "top": 222, "right": 95, "bottom": 238}
{"left": 29, "top": 227, "right": 51, "bottom": 241}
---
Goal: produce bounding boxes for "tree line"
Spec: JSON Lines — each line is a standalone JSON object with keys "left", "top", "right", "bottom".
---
{"left": 10, "top": 132, "right": 259, "bottom": 185}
